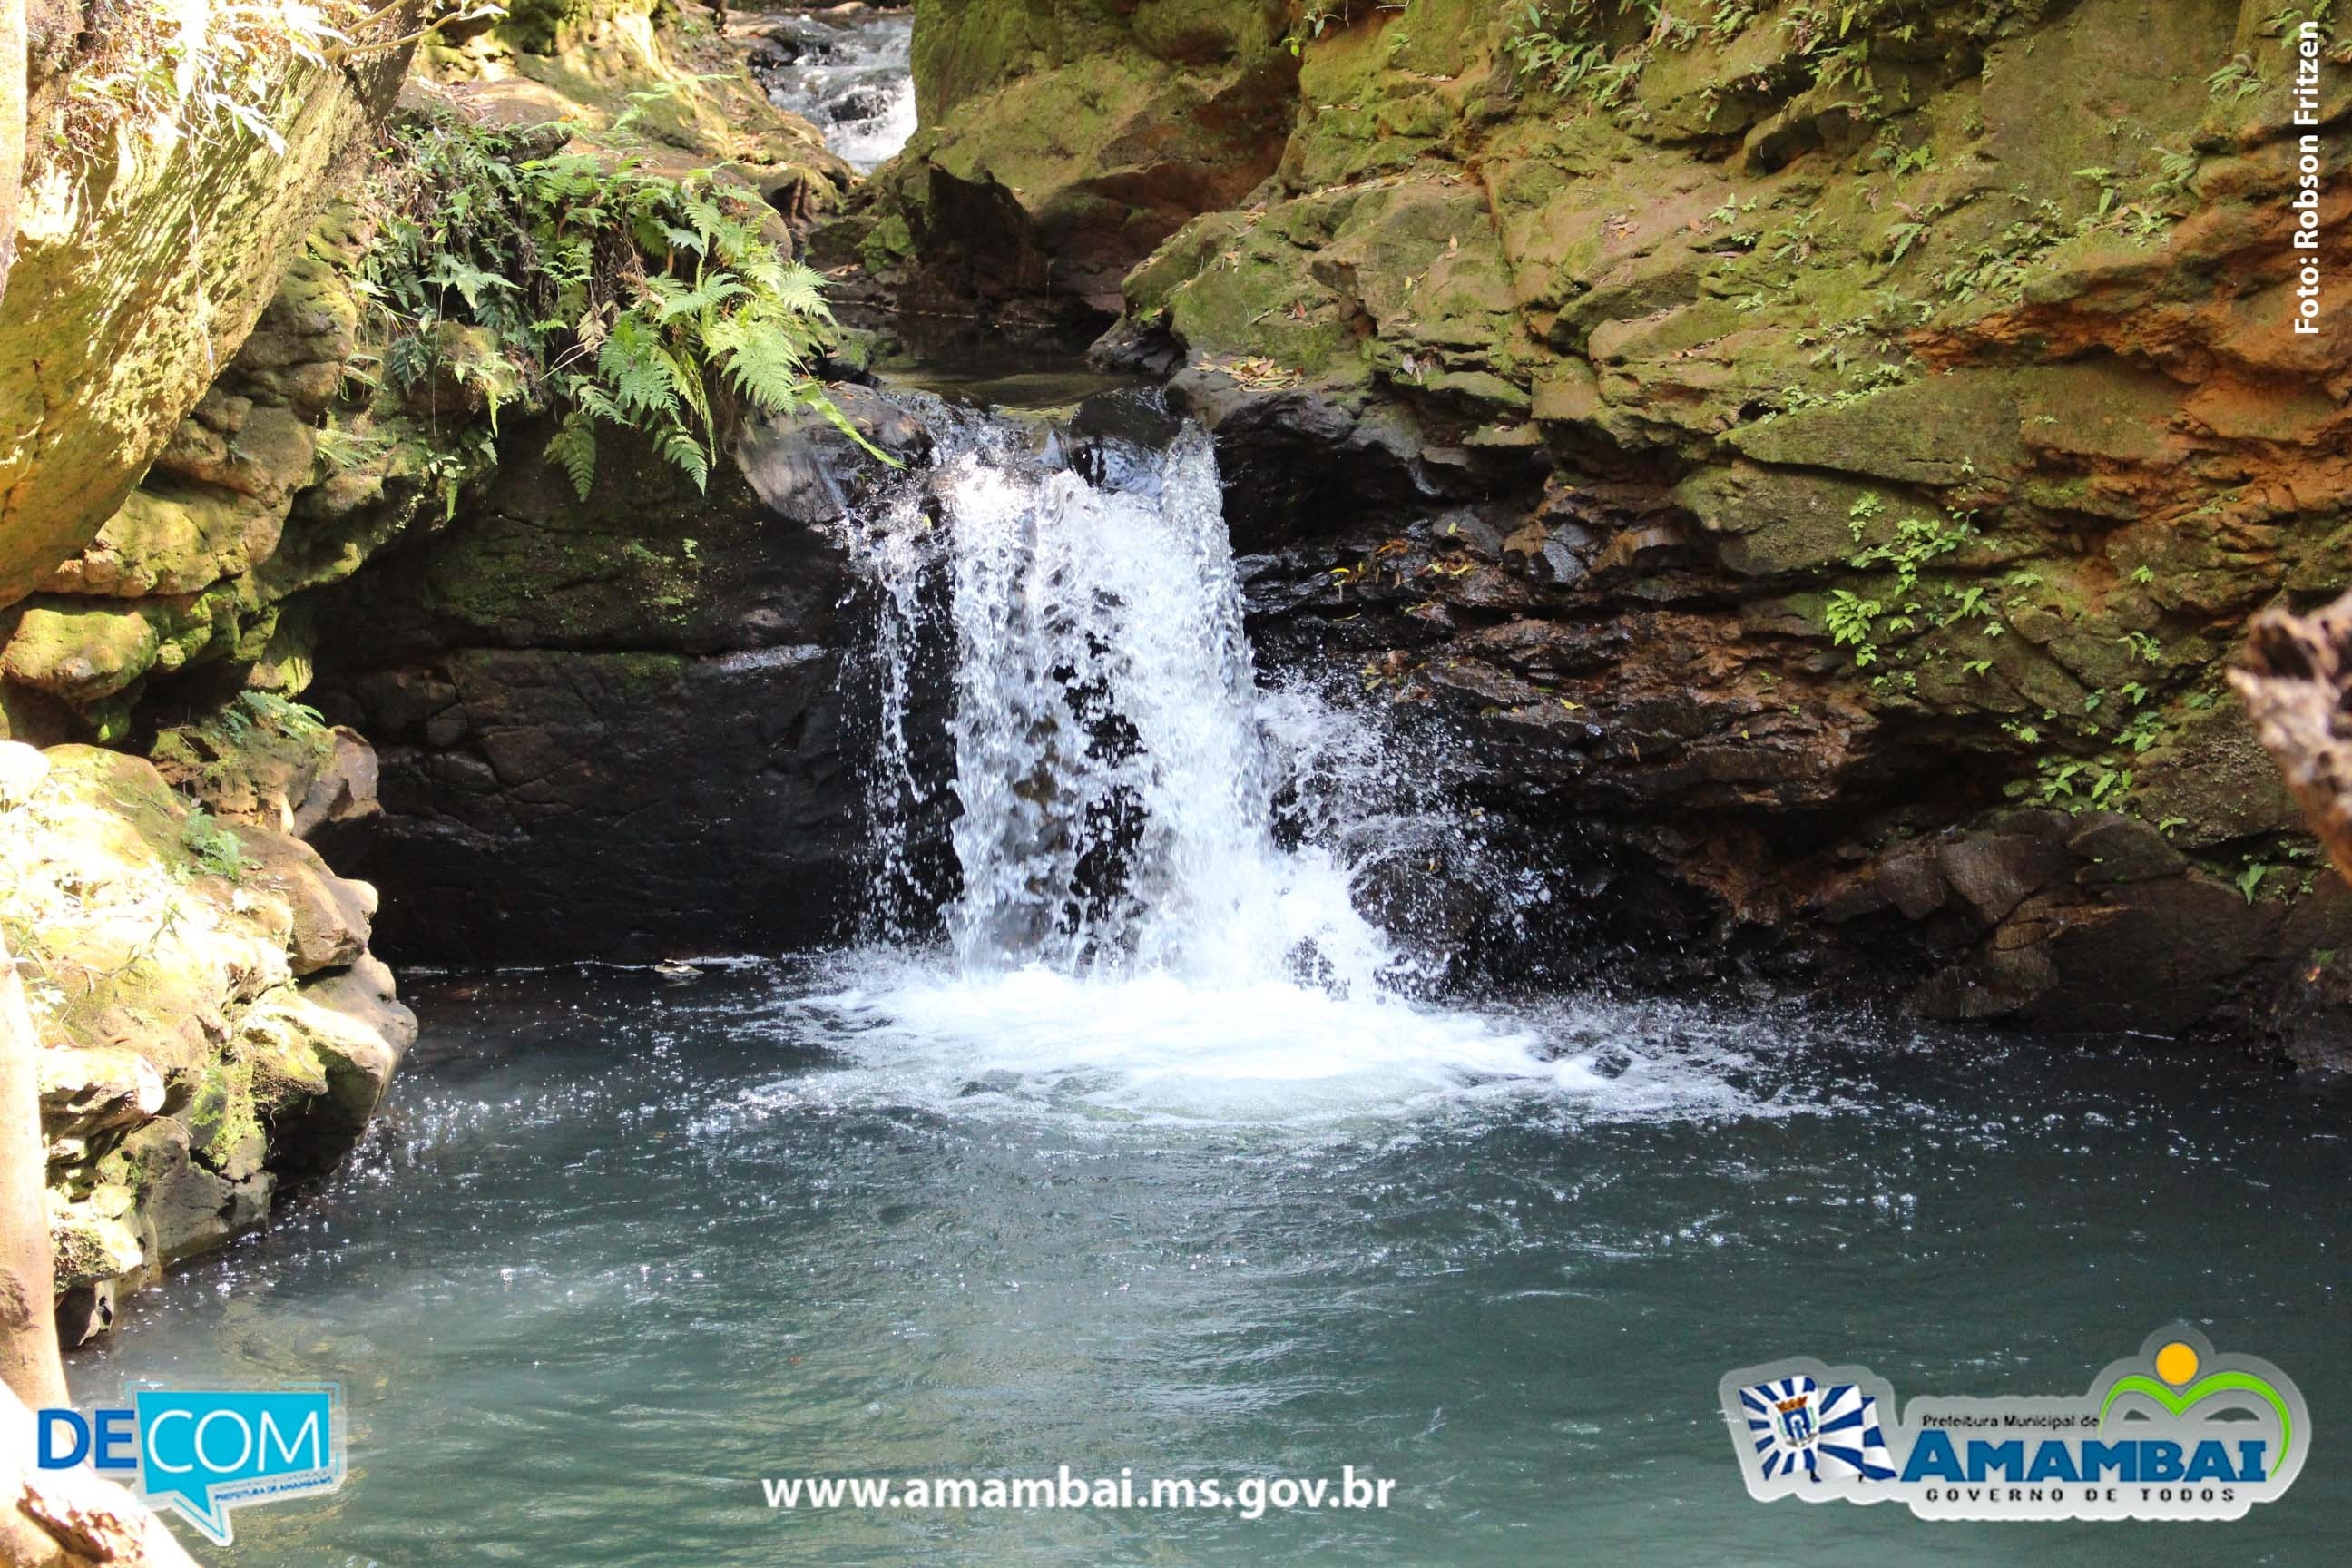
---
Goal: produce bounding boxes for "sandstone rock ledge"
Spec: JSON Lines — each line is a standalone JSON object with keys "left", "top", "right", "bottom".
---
{"left": 0, "top": 740, "right": 413, "bottom": 1345}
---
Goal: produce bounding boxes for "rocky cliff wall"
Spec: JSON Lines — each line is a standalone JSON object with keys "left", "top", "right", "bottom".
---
{"left": 830, "top": 0, "right": 2352, "bottom": 1055}
{"left": 302, "top": 390, "right": 928, "bottom": 964}
{"left": 818, "top": 0, "right": 1300, "bottom": 322}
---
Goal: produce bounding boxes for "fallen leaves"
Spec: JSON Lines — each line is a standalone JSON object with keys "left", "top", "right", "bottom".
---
{"left": 1202, "top": 355, "right": 1300, "bottom": 388}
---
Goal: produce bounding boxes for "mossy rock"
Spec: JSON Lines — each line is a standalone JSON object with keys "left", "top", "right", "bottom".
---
{"left": 48, "top": 1209, "right": 145, "bottom": 1291}
{"left": 1729, "top": 373, "right": 2033, "bottom": 487}
{"left": 0, "top": 42, "right": 398, "bottom": 603}
{"left": 2130, "top": 699, "right": 2307, "bottom": 849}
{"left": 1673, "top": 462, "right": 1888, "bottom": 579}
{"left": 0, "top": 601, "right": 161, "bottom": 703}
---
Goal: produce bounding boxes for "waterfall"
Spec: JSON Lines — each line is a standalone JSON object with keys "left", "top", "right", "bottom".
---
{"left": 817, "top": 396, "right": 1747, "bottom": 1123}
{"left": 848, "top": 406, "right": 1398, "bottom": 995}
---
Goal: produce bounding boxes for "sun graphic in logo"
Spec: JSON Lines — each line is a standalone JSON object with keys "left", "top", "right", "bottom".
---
{"left": 2099, "top": 1338, "right": 2295, "bottom": 1462}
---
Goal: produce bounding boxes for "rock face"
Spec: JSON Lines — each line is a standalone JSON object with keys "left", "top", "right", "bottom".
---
{"left": 0, "top": 740, "right": 413, "bottom": 1344}
{"left": 827, "top": 0, "right": 1300, "bottom": 326}
{"left": 0, "top": 5, "right": 414, "bottom": 605}
{"left": 304, "top": 392, "right": 931, "bottom": 964}
{"left": 828, "top": 0, "right": 2352, "bottom": 1050}
{"left": 0, "top": 205, "right": 394, "bottom": 746}
{"left": 418, "top": 0, "right": 857, "bottom": 211}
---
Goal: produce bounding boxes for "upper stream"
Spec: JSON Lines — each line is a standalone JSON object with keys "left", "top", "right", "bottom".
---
{"left": 754, "top": 8, "right": 917, "bottom": 173}
{"left": 73, "top": 400, "right": 2352, "bottom": 1565}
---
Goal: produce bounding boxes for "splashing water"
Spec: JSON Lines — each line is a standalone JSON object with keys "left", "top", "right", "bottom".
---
{"left": 753, "top": 11, "right": 917, "bottom": 174}
{"left": 830, "top": 400, "right": 1691, "bottom": 1122}
{"left": 856, "top": 411, "right": 1400, "bottom": 985}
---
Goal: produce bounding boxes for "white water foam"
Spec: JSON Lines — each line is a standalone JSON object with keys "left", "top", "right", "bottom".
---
{"left": 824, "top": 402, "right": 1771, "bottom": 1125}
{"left": 745, "top": 959, "right": 1789, "bottom": 1129}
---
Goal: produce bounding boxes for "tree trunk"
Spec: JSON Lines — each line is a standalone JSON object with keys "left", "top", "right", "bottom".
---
{"left": 0, "top": 1381, "right": 203, "bottom": 1566}
{"left": 0, "top": 931, "right": 63, "bottom": 1414}
{"left": 0, "top": 0, "right": 22, "bottom": 305}
{"left": 4, "top": 942, "right": 201, "bottom": 1564}
{"left": 2233, "top": 592, "right": 2352, "bottom": 887}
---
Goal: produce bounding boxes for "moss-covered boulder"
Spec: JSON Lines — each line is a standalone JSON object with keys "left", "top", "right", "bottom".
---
{"left": 0, "top": 8, "right": 414, "bottom": 605}
{"left": 837, "top": 0, "right": 1299, "bottom": 322}
{"left": 0, "top": 740, "right": 412, "bottom": 1342}
{"left": 0, "top": 195, "right": 500, "bottom": 745}
{"left": 419, "top": 0, "right": 854, "bottom": 204}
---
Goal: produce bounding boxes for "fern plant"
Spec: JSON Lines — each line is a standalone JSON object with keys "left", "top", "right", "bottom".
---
{"left": 360, "top": 113, "right": 872, "bottom": 500}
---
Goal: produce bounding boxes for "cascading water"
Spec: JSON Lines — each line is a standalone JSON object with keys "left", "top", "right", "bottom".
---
{"left": 875, "top": 417, "right": 1388, "bottom": 987}
{"left": 75, "top": 403, "right": 2351, "bottom": 1565}
{"left": 822, "top": 398, "right": 1723, "bottom": 1122}
{"left": 750, "top": 9, "right": 917, "bottom": 174}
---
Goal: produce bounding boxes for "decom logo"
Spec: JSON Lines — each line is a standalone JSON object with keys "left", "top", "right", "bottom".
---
{"left": 1720, "top": 1329, "right": 2309, "bottom": 1522}
{"left": 35, "top": 1386, "right": 346, "bottom": 1544}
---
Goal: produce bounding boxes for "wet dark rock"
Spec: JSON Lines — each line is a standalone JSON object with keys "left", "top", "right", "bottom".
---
{"left": 748, "top": 34, "right": 838, "bottom": 74}
{"left": 1822, "top": 816, "right": 2352, "bottom": 1041}
{"left": 335, "top": 643, "right": 856, "bottom": 963}
{"left": 739, "top": 385, "right": 933, "bottom": 524}
{"left": 1875, "top": 848, "right": 1950, "bottom": 923}
{"left": 309, "top": 403, "right": 936, "bottom": 964}
{"left": 1936, "top": 818, "right": 2072, "bottom": 926}
{"left": 1069, "top": 386, "right": 1186, "bottom": 453}
{"left": 2269, "top": 947, "right": 2352, "bottom": 1073}
{"left": 2066, "top": 814, "right": 2190, "bottom": 887}
{"left": 824, "top": 83, "right": 898, "bottom": 124}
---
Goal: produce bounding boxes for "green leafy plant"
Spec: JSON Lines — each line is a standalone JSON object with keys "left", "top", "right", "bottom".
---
{"left": 2207, "top": 54, "right": 2263, "bottom": 100}
{"left": 180, "top": 807, "right": 246, "bottom": 882}
{"left": 1505, "top": 2, "right": 1656, "bottom": 107}
{"left": 361, "top": 113, "right": 874, "bottom": 500}
{"left": 1883, "top": 220, "right": 1930, "bottom": 265}
{"left": 1849, "top": 512, "right": 1973, "bottom": 596}
{"left": 311, "top": 419, "right": 394, "bottom": 479}
{"left": 1289, "top": 0, "right": 1367, "bottom": 54}
{"left": 40, "top": 2, "right": 499, "bottom": 180}
{"left": 1847, "top": 491, "right": 1886, "bottom": 539}
{"left": 2151, "top": 145, "right": 2200, "bottom": 201}
{"left": 1824, "top": 589, "right": 1886, "bottom": 667}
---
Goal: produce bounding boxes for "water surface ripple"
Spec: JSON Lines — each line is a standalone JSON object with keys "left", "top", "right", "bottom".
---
{"left": 78, "top": 963, "right": 2352, "bottom": 1566}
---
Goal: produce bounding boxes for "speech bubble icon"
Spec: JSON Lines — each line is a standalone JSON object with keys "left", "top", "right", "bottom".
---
{"left": 134, "top": 1387, "right": 343, "bottom": 1545}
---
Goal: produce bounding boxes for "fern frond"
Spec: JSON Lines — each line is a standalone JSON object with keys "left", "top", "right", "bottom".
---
{"left": 769, "top": 262, "right": 830, "bottom": 318}
{"left": 659, "top": 428, "right": 711, "bottom": 492}
{"left": 545, "top": 413, "right": 599, "bottom": 499}
{"left": 597, "top": 316, "right": 679, "bottom": 417}
{"left": 713, "top": 321, "right": 816, "bottom": 416}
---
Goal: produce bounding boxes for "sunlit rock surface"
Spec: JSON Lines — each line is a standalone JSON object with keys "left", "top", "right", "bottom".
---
{"left": 0, "top": 741, "right": 412, "bottom": 1344}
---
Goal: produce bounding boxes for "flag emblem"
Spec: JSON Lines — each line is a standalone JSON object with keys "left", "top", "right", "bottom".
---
{"left": 1740, "top": 1376, "right": 1895, "bottom": 1481}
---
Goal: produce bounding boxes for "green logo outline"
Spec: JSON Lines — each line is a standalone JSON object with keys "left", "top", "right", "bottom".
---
{"left": 2098, "top": 1371, "right": 2295, "bottom": 1465}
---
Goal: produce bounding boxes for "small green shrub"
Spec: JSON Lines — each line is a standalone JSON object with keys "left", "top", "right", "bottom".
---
{"left": 360, "top": 113, "right": 870, "bottom": 499}
{"left": 180, "top": 805, "right": 246, "bottom": 881}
